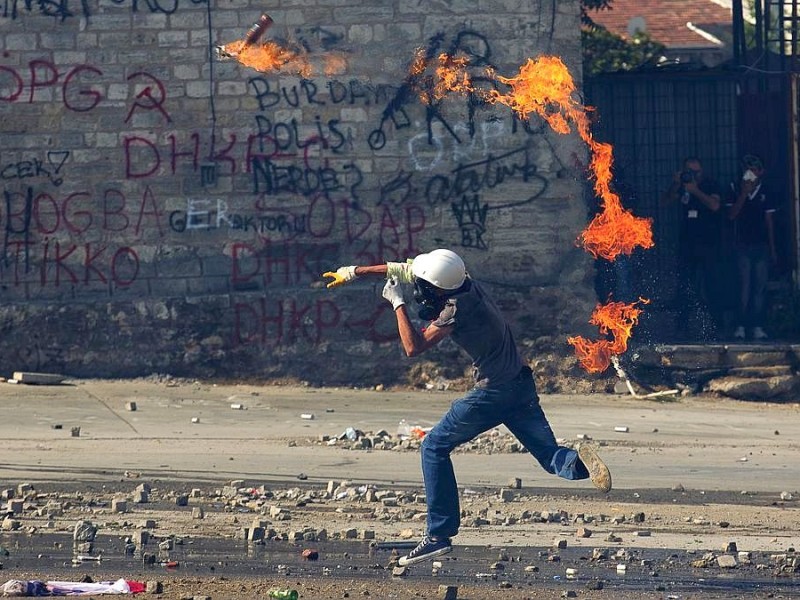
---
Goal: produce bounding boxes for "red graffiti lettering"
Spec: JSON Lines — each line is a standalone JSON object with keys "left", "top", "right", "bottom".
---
{"left": 230, "top": 240, "right": 338, "bottom": 287}
{"left": 110, "top": 247, "right": 140, "bottom": 286}
{"left": 169, "top": 133, "right": 199, "bottom": 173}
{"left": 0, "top": 61, "right": 103, "bottom": 111}
{"left": 233, "top": 298, "right": 341, "bottom": 347}
{"left": 103, "top": 189, "right": 130, "bottom": 232}
{"left": 83, "top": 243, "right": 108, "bottom": 284}
{"left": 29, "top": 60, "right": 58, "bottom": 103}
{"left": 210, "top": 133, "right": 238, "bottom": 173}
{"left": 125, "top": 71, "right": 171, "bottom": 124}
{"left": 124, "top": 136, "right": 160, "bottom": 179}
{"left": 62, "top": 65, "right": 102, "bottom": 112}
{"left": 0, "top": 66, "right": 23, "bottom": 102}
{"left": 2, "top": 187, "right": 165, "bottom": 238}
{"left": 32, "top": 193, "right": 60, "bottom": 235}
{"left": 34, "top": 242, "right": 140, "bottom": 287}
{"left": 51, "top": 241, "right": 79, "bottom": 286}
{"left": 62, "top": 191, "right": 93, "bottom": 234}
{"left": 135, "top": 186, "right": 164, "bottom": 237}
{"left": 233, "top": 298, "right": 283, "bottom": 346}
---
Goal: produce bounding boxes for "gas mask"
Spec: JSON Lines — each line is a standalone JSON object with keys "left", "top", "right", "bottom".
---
{"left": 413, "top": 277, "right": 446, "bottom": 321}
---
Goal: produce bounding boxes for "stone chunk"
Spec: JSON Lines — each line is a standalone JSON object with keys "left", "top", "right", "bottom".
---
{"left": 499, "top": 488, "right": 514, "bottom": 502}
{"left": 717, "top": 555, "right": 737, "bottom": 568}
{"left": 437, "top": 584, "right": 458, "bottom": 600}
{"left": 145, "top": 581, "right": 162, "bottom": 594}
{"left": 2, "top": 518, "right": 20, "bottom": 531}
{"left": 73, "top": 520, "right": 97, "bottom": 542}
{"left": 12, "top": 372, "right": 65, "bottom": 385}
{"left": 134, "top": 531, "right": 149, "bottom": 546}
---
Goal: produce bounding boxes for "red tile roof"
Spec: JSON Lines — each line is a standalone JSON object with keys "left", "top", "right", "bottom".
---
{"left": 588, "top": 0, "right": 732, "bottom": 49}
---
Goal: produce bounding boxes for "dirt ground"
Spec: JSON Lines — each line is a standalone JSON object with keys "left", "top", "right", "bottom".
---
{"left": 0, "top": 378, "right": 799, "bottom": 599}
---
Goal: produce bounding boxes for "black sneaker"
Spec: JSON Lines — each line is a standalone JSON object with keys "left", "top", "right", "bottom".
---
{"left": 397, "top": 535, "right": 452, "bottom": 566}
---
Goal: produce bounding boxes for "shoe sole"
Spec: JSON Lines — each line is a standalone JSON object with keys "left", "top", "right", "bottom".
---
{"left": 397, "top": 545, "right": 452, "bottom": 566}
{"left": 578, "top": 443, "right": 612, "bottom": 493}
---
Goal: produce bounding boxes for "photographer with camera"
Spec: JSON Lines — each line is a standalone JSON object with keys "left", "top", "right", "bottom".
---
{"left": 661, "top": 156, "right": 723, "bottom": 341}
{"left": 726, "top": 154, "right": 778, "bottom": 341}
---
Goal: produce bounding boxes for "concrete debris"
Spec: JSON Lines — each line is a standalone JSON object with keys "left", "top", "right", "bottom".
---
{"left": 0, "top": 471, "right": 796, "bottom": 595}
{"left": 11, "top": 371, "right": 66, "bottom": 385}
{"left": 717, "top": 554, "right": 738, "bottom": 568}
{"left": 73, "top": 520, "right": 97, "bottom": 543}
{"left": 706, "top": 375, "right": 800, "bottom": 401}
{"left": 437, "top": 584, "right": 458, "bottom": 600}
{"left": 308, "top": 426, "right": 532, "bottom": 455}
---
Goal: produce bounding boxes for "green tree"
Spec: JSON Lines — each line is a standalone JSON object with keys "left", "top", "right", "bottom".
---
{"left": 581, "top": 0, "right": 667, "bottom": 75}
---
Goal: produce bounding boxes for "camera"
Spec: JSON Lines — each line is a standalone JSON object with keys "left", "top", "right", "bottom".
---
{"left": 680, "top": 170, "right": 695, "bottom": 184}
{"left": 742, "top": 169, "right": 757, "bottom": 182}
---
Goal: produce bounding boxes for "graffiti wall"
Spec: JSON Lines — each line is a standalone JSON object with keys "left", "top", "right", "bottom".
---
{"left": 0, "top": 0, "right": 595, "bottom": 383}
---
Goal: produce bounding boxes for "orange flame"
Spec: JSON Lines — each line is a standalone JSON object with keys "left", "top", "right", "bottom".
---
{"left": 567, "top": 298, "right": 649, "bottom": 373}
{"left": 419, "top": 51, "right": 654, "bottom": 370}
{"left": 406, "top": 50, "right": 475, "bottom": 105}
{"left": 218, "top": 18, "right": 347, "bottom": 77}
{"left": 433, "top": 53, "right": 473, "bottom": 101}
{"left": 488, "top": 56, "right": 653, "bottom": 261}
{"left": 219, "top": 40, "right": 314, "bottom": 77}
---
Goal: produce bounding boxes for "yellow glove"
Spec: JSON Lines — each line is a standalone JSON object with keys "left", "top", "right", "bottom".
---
{"left": 322, "top": 266, "right": 357, "bottom": 288}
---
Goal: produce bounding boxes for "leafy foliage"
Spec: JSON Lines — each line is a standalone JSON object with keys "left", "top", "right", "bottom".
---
{"left": 581, "top": 0, "right": 667, "bottom": 75}
{"left": 582, "top": 28, "right": 667, "bottom": 76}
{"left": 581, "top": 0, "right": 612, "bottom": 26}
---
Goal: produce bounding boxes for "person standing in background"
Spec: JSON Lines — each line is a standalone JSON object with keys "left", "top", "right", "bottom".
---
{"left": 727, "top": 154, "right": 778, "bottom": 341}
{"left": 660, "top": 156, "right": 723, "bottom": 341}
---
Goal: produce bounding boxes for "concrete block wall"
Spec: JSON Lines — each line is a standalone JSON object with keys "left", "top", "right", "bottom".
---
{"left": 0, "top": 0, "right": 597, "bottom": 383}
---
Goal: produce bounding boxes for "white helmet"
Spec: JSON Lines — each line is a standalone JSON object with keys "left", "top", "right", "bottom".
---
{"left": 411, "top": 249, "right": 466, "bottom": 290}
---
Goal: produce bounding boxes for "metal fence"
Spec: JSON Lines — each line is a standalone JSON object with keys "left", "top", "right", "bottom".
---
{"left": 584, "top": 70, "right": 796, "bottom": 342}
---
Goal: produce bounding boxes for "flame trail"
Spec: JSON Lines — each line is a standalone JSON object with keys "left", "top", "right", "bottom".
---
{"left": 216, "top": 14, "right": 347, "bottom": 77}
{"left": 567, "top": 298, "right": 649, "bottom": 373}
{"left": 487, "top": 56, "right": 653, "bottom": 261}
{"left": 426, "top": 53, "right": 654, "bottom": 369}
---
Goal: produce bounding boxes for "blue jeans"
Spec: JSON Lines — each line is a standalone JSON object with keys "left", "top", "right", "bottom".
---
{"left": 736, "top": 243, "right": 770, "bottom": 328}
{"left": 420, "top": 367, "right": 589, "bottom": 538}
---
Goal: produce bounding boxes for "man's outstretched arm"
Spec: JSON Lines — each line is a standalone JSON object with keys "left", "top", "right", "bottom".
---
{"left": 322, "top": 261, "right": 413, "bottom": 288}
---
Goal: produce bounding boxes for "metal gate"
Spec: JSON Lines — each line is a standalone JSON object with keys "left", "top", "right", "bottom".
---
{"left": 584, "top": 70, "right": 797, "bottom": 341}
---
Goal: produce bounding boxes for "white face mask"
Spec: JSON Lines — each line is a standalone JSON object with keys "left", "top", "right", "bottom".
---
{"left": 743, "top": 170, "right": 758, "bottom": 182}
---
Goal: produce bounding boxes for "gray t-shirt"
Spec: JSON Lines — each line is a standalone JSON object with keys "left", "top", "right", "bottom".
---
{"left": 433, "top": 279, "right": 525, "bottom": 387}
